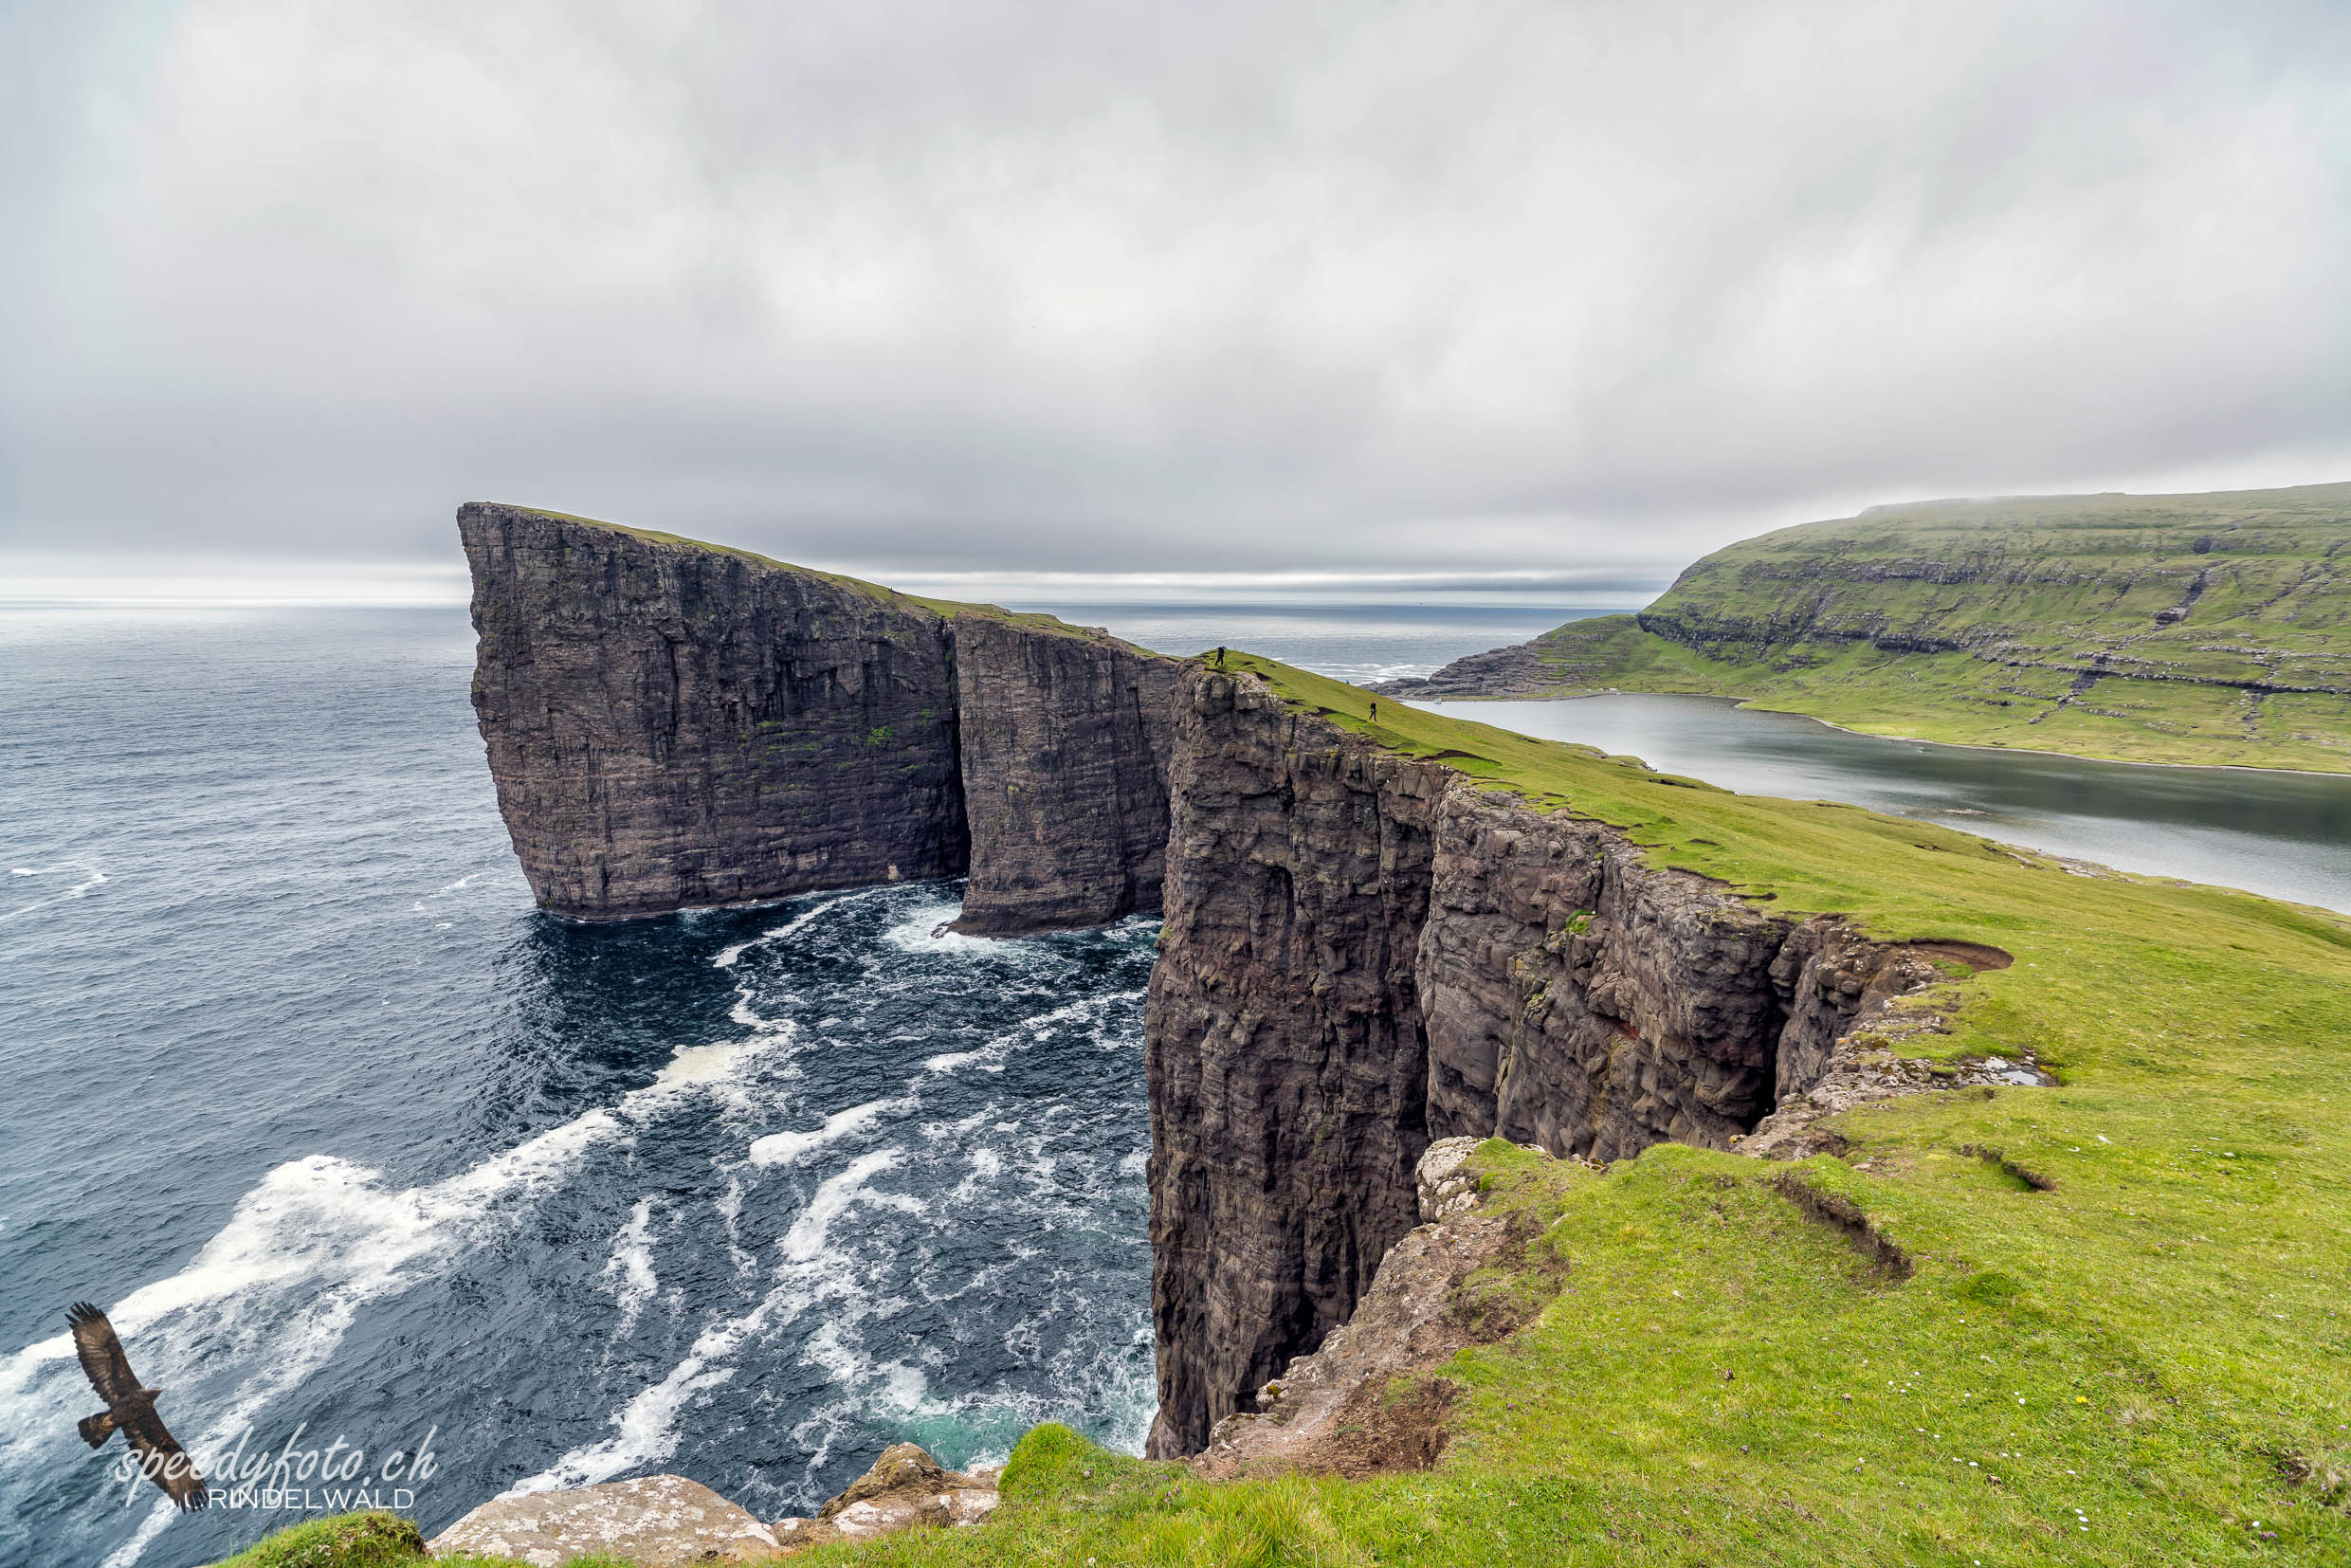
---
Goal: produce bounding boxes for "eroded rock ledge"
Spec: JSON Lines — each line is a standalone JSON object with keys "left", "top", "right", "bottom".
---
{"left": 428, "top": 1443, "right": 999, "bottom": 1564}
{"left": 461, "top": 501, "right": 1173, "bottom": 932}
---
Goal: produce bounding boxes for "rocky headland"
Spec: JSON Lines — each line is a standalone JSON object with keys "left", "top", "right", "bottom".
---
{"left": 460, "top": 501, "right": 1172, "bottom": 933}
{"left": 462, "top": 510, "right": 2033, "bottom": 1474}
{"left": 1139, "top": 664, "right": 2022, "bottom": 1453}
{"left": 1376, "top": 481, "right": 2351, "bottom": 772}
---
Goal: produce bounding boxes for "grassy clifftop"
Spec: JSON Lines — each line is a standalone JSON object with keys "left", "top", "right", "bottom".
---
{"left": 1399, "top": 482, "right": 2351, "bottom": 772}
{"left": 479, "top": 502, "right": 1146, "bottom": 649}
{"left": 236, "top": 655, "right": 2351, "bottom": 1565}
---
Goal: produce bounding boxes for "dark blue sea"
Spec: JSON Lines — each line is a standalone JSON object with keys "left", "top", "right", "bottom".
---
{"left": 0, "top": 601, "right": 1579, "bottom": 1567}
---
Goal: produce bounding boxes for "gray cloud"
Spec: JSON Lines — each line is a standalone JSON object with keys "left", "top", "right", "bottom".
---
{"left": 4, "top": 0, "right": 2347, "bottom": 593}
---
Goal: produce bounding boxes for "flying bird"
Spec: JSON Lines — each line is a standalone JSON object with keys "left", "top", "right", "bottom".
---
{"left": 66, "top": 1302, "right": 207, "bottom": 1510}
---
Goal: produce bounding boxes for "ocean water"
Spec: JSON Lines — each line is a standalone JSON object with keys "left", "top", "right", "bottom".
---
{"left": 0, "top": 607, "right": 1163, "bottom": 1567}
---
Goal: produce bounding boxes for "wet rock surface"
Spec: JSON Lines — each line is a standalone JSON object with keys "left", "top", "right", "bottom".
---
{"left": 428, "top": 1473, "right": 781, "bottom": 1566}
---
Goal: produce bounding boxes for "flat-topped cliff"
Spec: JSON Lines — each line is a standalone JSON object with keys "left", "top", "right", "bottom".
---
{"left": 1381, "top": 481, "right": 2351, "bottom": 772}
{"left": 460, "top": 501, "right": 1173, "bottom": 932}
{"left": 1141, "top": 660, "right": 1982, "bottom": 1453}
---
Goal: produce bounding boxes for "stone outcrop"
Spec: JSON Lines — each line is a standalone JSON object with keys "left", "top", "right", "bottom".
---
{"left": 1190, "top": 1138, "right": 1527, "bottom": 1481}
{"left": 771, "top": 1442, "right": 1000, "bottom": 1552}
{"left": 428, "top": 1473, "right": 781, "bottom": 1565}
{"left": 1142, "top": 665, "right": 2014, "bottom": 1454}
{"left": 1144, "top": 668, "right": 1451, "bottom": 1456}
{"left": 461, "top": 502, "right": 1171, "bottom": 932}
{"left": 427, "top": 1444, "right": 1000, "bottom": 1565}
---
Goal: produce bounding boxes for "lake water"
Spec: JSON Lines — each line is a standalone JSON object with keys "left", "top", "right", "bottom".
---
{"left": 1034, "top": 603, "right": 1609, "bottom": 685}
{"left": 3, "top": 602, "right": 2344, "bottom": 1567}
{"left": 1418, "top": 695, "right": 2351, "bottom": 914}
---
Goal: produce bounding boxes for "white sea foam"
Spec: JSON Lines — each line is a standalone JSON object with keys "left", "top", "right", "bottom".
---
{"left": 747, "top": 1100, "right": 902, "bottom": 1169}
{"left": 945, "top": 1145, "right": 1009, "bottom": 1208}
{"left": 7, "top": 1028, "right": 788, "bottom": 1564}
{"left": 712, "top": 889, "right": 881, "bottom": 969}
{"left": 0, "top": 861, "right": 107, "bottom": 924}
{"left": 881, "top": 899, "right": 993, "bottom": 954}
{"left": 779, "top": 1150, "right": 902, "bottom": 1262}
{"left": 604, "top": 1197, "right": 661, "bottom": 1337}
{"left": 0, "top": 1106, "right": 619, "bottom": 1566}
{"left": 514, "top": 1149, "right": 907, "bottom": 1495}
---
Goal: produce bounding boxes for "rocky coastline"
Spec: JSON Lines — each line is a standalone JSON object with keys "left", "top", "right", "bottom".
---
{"left": 459, "top": 507, "right": 2029, "bottom": 1495}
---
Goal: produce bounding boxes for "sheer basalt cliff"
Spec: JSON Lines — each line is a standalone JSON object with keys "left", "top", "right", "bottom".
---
{"left": 460, "top": 501, "right": 1171, "bottom": 932}
{"left": 1143, "top": 669, "right": 1450, "bottom": 1457}
{"left": 464, "top": 511, "right": 2010, "bottom": 1468}
{"left": 950, "top": 615, "right": 1178, "bottom": 935}
{"left": 1142, "top": 665, "right": 1971, "bottom": 1455}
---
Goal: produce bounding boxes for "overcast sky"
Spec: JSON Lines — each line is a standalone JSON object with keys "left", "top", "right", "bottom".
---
{"left": 3, "top": 1, "right": 2347, "bottom": 603}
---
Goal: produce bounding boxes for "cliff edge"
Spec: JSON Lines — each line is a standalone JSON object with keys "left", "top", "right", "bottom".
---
{"left": 460, "top": 501, "right": 1173, "bottom": 932}
{"left": 1143, "top": 655, "right": 2037, "bottom": 1455}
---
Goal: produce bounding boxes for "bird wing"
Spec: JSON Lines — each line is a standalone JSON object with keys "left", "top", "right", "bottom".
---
{"left": 65, "top": 1302, "right": 139, "bottom": 1408}
{"left": 121, "top": 1407, "right": 207, "bottom": 1511}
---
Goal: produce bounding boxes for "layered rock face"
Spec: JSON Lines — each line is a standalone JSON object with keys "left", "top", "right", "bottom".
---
{"left": 462, "top": 502, "right": 1171, "bottom": 932}
{"left": 950, "top": 615, "right": 1176, "bottom": 934}
{"left": 1144, "top": 669, "right": 1451, "bottom": 1456}
{"left": 1144, "top": 667, "right": 1920, "bottom": 1453}
{"left": 463, "top": 502, "right": 968, "bottom": 918}
{"left": 1417, "top": 790, "right": 1914, "bottom": 1159}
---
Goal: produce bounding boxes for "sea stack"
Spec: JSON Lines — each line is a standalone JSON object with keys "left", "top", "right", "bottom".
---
{"left": 459, "top": 501, "right": 1175, "bottom": 933}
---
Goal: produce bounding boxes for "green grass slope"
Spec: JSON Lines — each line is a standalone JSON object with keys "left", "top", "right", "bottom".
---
{"left": 227, "top": 658, "right": 2351, "bottom": 1567}
{"left": 1459, "top": 483, "right": 2351, "bottom": 772}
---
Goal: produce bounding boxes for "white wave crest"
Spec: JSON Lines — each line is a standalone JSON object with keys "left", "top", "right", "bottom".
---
{"left": 712, "top": 888, "right": 884, "bottom": 969}
{"left": 512, "top": 1149, "right": 906, "bottom": 1495}
{"left": 748, "top": 1100, "right": 903, "bottom": 1169}
{"left": 1, "top": 861, "right": 107, "bottom": 924}
{"left": 603, "top": 1197, "right": 661, "bottom": 1337}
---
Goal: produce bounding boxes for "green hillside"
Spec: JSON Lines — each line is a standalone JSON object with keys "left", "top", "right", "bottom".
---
{"left": 1401, "top": 483, "right": 2351, "bottom": 772}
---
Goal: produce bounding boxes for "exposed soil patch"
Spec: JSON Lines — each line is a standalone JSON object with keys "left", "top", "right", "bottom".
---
{"left": 1907, "top": 940, "right": 2014, "bottom": 971}
{"left": 1774, "top": 1173, "right": 1915, "bottom": 1282}
{"left": 1959, "top": 1142, "right": 2056, "bottom": 1192}
{"left": 1190, "top": 1139, "right": 1552, "bottom": 1482}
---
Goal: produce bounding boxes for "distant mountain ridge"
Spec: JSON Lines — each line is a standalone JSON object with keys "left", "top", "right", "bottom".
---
{"left": 1381, "top": 481, "right": 2351, "bottom": 772}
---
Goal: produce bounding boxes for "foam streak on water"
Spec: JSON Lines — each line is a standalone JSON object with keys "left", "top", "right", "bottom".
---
{"left": 0, "top": 608, "right": 1158, "bottom": 1568}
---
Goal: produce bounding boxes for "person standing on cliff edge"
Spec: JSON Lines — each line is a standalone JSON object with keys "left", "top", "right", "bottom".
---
{"left": 1369, "top": 700, "right": 1377, "bottom": 721}
{"left": 1213, "top": 647, "right": 1225, "bottom": 666}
